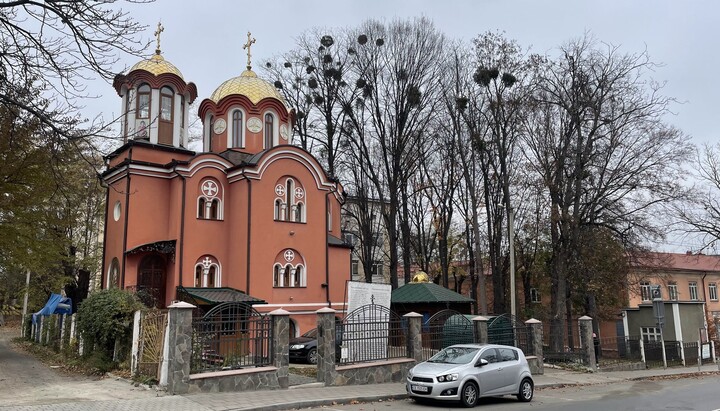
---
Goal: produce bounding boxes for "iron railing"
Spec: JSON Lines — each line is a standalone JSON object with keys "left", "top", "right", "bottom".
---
{"left": 421, "top": 310, "right": 474, "bottom": 361}
{"left": 190, "top": 302, "right": 272, "bottom": 373}
{"left": 339, "top": 303, "right": 407, "bottom": 365}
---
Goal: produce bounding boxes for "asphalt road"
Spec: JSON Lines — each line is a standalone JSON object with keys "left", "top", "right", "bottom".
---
{"left": 0, "top": 327, "right": 161, "bottom": 407}
{"left": 300, "top": 375, "right": 720, "bottom": 411}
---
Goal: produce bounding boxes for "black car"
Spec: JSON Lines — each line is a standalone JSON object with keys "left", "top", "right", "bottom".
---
{"left": 289, "top": 328, "right": 320, "bottom": 364}
{"left": 289, "top": 328, "right": 342, "bottom": 364}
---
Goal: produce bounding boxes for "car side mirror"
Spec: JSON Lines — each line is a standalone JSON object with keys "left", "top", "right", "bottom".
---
{"left": 476, "top": 358, "right": 489, "bottom": 367}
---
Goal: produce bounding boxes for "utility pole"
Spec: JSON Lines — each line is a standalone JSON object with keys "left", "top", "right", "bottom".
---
{"left": 509, "top": 208, "right": 516, "bottom": 320}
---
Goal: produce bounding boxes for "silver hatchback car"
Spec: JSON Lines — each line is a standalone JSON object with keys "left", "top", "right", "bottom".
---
{"left": 406, "top": 343, "right": 534, "bottom": 407}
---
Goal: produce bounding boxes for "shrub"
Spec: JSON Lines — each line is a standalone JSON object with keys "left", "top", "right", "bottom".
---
{"left": 76, "top": 289, "right": 143, "bottom": 359}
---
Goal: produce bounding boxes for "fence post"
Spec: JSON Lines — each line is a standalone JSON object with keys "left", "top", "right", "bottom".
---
{"left": 37, "top": 316, "right": 43, "bottom": 344}
{"left": 525, "top": 318, "right": 544, "bottom": 375}
{"left": 59, "top": 314, "right": 66, "bottom": 350}
{"left": 578, "top": 316, "right": 596, "bottom": 370}
{"left": 473, "top": 316, "right": 489, "bottom": 344}
{"left": 131, "top": 310, "right": 142, "bottom": 377}
{"left": 679, "top": 340, "right": 685, "bottom": 366}
{"left": 404, "top": 312, "right": 423, "bottom": 363}
{"left": 164, "top": 301, "right": 195, "bottom": 395}
{"left": 697, "top": 340, "right": 702, "bottom": 371}
{"left": 316, "top": 307, "right": 337, "bottom": 385}
{"left": 270, "top": 309, "right": 290, "bottom": 389}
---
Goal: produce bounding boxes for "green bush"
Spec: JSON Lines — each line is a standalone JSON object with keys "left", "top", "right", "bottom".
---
{"left": 76, "top": 289, "right": 143, "bottom": 359}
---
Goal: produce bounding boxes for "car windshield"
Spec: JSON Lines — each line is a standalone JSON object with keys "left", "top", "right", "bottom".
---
{"left": 302, "top": 328, "right": 318, "bottom": 338}
{"left": 427, "top": 347, "right": 479, "bottom": 364}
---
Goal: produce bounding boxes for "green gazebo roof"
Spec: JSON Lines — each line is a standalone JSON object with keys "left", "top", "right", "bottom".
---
{"left": 391, "top": 282, "right": 473, "bottom": 304}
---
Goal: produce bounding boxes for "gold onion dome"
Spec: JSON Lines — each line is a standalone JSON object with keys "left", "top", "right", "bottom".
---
{"left": 411, "top": 271, "right": 431, "bottom": 283}
{"left": 129, "top": 53, "right": 184, "bottom": 79}
{"left": 209, "top": 69, "right": 286, "bottom": 105}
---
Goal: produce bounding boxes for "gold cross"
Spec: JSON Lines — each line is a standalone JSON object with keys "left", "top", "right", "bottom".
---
{"left": 154, "top": 22, "right": 164, "bottom": 55}
{"left": 242, "top": 31, "right": 256, "bottom": 70}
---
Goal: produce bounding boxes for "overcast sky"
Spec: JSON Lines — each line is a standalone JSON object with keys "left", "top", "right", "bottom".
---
{"left": 90, "top": 0, "right": 718, "bottom": 252}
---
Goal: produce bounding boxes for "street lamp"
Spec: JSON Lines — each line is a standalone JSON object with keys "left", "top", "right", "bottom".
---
{"left": 509, "top": 208, "right": 516, "bottom": 320}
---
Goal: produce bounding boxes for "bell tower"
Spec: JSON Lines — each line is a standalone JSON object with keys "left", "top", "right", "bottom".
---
{"left": 113, "top": 22, "right": 198, "bottom": 148}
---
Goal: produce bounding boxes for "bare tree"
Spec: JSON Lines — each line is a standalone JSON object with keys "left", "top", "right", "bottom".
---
{"left": 344, "top": 17, "right": 446, "bottom": 288}
{"left": 674, "top": 143, "right": 720, "bottom": 250}
{"left": 0, "top": 1, "right": 150, "bottom": 148}
{"left": 523, "top": 35, "right": 693, "bottom": 350}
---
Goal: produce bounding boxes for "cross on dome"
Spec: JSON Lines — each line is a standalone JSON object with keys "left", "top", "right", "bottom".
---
{"left": 242, "top": 31, "right": 256, "bottom": 71}
{"left": 154, "top": 22, "right": 164, "bottom": 55}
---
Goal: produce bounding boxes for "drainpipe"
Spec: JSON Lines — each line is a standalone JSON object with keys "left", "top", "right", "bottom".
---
{"left": 121, "top": 146, "right": 133, "bottom": 288}
{"left": 244, "top": 171, "right": 253, "bottom": 295}
{"left": 325, "top": 191, "right": 331, "bottom": 307}
{"left": 100, "top": 174, "right": 110, "bottom": 289}
{"left": 172, "top": 166, "right": 187, "bottom": 288}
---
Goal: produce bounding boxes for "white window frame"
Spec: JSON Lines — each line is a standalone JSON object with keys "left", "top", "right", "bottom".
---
{"left": 193, "top": 259, "right": 221, "bottom": 288}
{"left": 530, "top": 288, "right": 541, "bottom": 303}
{"left": 263, "top": 110, "right": 279, "bottom": 149}
{"left": 668, "top": 283, "right": 678, "bottom": 301}
{"left": 689, "top": 281, "right": 699, "bottom": 301}
{"left": 709, "top": 282, "right": 718, "bottom": 301}
{"left": 273, "top": 263, "right": 306, "bottom": 288}
{"left": 640, "top": 281, "right": 651, "bottom": 301}
{"left": 228, "top": 108, "right": 246, "bottom": 148}
{"left": 641, "top": 326, "right": 661, "bottom": 342}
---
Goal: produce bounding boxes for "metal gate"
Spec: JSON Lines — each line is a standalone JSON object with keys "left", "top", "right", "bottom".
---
{"left": 340, "top": 303, "right": 406, "bottom": 364}
{"left": 191, "top": 302, "right": 272, "bottom": 373}
{"left": 488, "top": 314, "right": 532, "bottom": 355}
{"left": 137, "top": 309, "right": 168, "bottom": 379}
{"left": 422, "top": 310, "right": 474, "bottom": 361}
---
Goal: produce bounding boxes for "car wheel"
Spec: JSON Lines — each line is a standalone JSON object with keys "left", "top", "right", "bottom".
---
{"left": 307, "top": 348, "right": 318, "bottom": 364}
{"left": 517, "top": 378, "right": 533, "bottom": 402}
{"left": 460, "top": 381, "right": 478, "bottom": 408}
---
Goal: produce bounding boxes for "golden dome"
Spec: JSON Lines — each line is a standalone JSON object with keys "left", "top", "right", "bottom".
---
{"left": 411, "top": 271, "right": 431, "bottom": 283}
{"left": 129, "top": 53, "right": 184, "bottom": 79}
{"left": 210, "top": 69, "right": 285, "bottom": 105}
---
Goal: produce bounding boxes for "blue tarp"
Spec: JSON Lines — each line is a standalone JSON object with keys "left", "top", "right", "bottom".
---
{"left": 32, "top": 293, "right": 72, "bottom": 324}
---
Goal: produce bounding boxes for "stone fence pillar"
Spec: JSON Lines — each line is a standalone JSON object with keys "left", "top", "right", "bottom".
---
{"left": 525, "top": 318, "right": 544, "bottom": 375}
{"left": 473, "top": 316, "right": 489, "bottom": 344}
{"left": 130, "top": 310, "right": 142, "bottom": 377}
{"left": 270, "top": 309, "right": 290, "bottom": 389}
{"left": 164, "top": 301, "right": 195, "bottom": 394}
{"left": 316, "top": 307, "right": 337, "bottom": 385}
{"left": 404, "top": 312, "right": 423, "bottom": 363}
{"left": 579, "top": 316, "right": 597, "bottom": 370}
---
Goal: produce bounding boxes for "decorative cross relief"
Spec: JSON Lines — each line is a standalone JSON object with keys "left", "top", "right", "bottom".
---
{"left": 284, "top": 249, "right": 295, "bottom": 262}
{"left": 294, "top": 187, "right": 304, "bottom": 199}
{"left": 202, "top": 181, "right": 218, "bottom": 197}
{"left": 201, "top": 256, "right": 214, "bottom": 274}
{"left": 275, "top": 184, "right": 285, "bottom": 197}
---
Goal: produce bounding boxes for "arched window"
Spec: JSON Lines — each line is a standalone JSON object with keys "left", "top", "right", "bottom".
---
{"left": 194, "top": 256, "right": 220, "bottom": 287}
{"left": 207, "top": 115, "right": 214, "bottom": 151}
{"left": 197, "top": 179, "right": 223, "bottom": 220}
{"left": 160, "top": 86, "right": 173, "bottom": 121}
{"left": 137, "top": 84, "right": 151, "bottom": 119}
{"left": 264, "top": 113, "right": 274, "bottom": 148}
{"left": 295, "top": 202, "right": 303, "bottom": 222}
{"left": 273, "top": 265, "right": 281, "bottom": 287}
{"left": 232, "top": 110, "right": 244, "bottom": 147}
{"left": 107, "top": 258, "right": 120, "bottom": 289}
{"left": 274, "top": 199, "right": 282, "bottom": 220}
{"left": 180, "top": 96, "right": 185, "bottom": 128}
{"left": 273, "top": 249, "right": 306, "bottom": 288}
{"left": 273, "top": 177, "right": 306, "bottom": 223}
{"left": 198, "top": 198, "right": 206, "bottom": 219}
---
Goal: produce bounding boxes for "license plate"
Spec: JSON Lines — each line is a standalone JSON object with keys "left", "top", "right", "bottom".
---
{"left": 412, "top": 385, "right": 428, "bottom": 392}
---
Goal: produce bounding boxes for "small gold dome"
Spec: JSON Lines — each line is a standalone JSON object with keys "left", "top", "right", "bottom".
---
{"left": 129, "top": 53, "right": 184, "bottom": 79}
{"left": 210, "top": 69, "right": 285, "bottom": 105}
{"left": 411, "top": 271, "right": 431, "bottom": 283}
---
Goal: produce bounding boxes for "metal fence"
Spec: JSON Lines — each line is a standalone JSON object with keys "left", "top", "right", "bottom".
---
{"left": 421, "top": 310, "right": 474, "bottom": 361}
{"left": 137, "top": 309, "right": 168, "bottom": 379}
{"left": 190, "top": 302, "right": 272, "bottom": 374}
{"left": 644, "top": 340, "right": 683, "bottom": 368}
{"left": 596, "top": 335, "right": 643, "bottom": 368}
{"left": 488, "top": 314, "right": 533, "bottom": 356}
{"left": 543, "top": 323, "right": 584, "bottom": 364}
{"left": 339, "top": 303, "right": 407, "bottom": 365}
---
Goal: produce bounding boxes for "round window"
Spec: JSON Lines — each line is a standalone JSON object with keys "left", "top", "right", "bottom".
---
{"left": 113, "top": 201, "right": 121, "bottom": 221}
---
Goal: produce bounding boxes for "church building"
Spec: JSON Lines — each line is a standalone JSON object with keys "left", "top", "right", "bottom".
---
{"left": 101, "top": 27, "right": 351, "bottom": 335}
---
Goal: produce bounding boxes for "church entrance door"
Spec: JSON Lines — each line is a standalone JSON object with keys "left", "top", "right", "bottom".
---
{"left": 138, "top": 254, "right": 167, "bottom": 307}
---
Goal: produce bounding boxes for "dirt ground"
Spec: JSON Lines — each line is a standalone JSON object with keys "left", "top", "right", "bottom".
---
{"left": 0, "top": 326, "right": 162, "bottom": 407}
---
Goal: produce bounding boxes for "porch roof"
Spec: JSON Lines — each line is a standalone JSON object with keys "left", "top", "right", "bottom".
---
{"left": 178, "top": 287, "right": 266, "bottom": 305}
{"left": 391, "top": 282, "right": 473, "bottom": 304}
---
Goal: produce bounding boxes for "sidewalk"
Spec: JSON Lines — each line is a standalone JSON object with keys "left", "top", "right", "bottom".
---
{"left": 1, "top": 363, "right": 718, "bottom": 411}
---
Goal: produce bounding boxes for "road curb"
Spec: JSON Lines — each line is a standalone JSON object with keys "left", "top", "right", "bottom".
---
{"left": 231, "top": 393, "right": 409, "bottom": 411}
